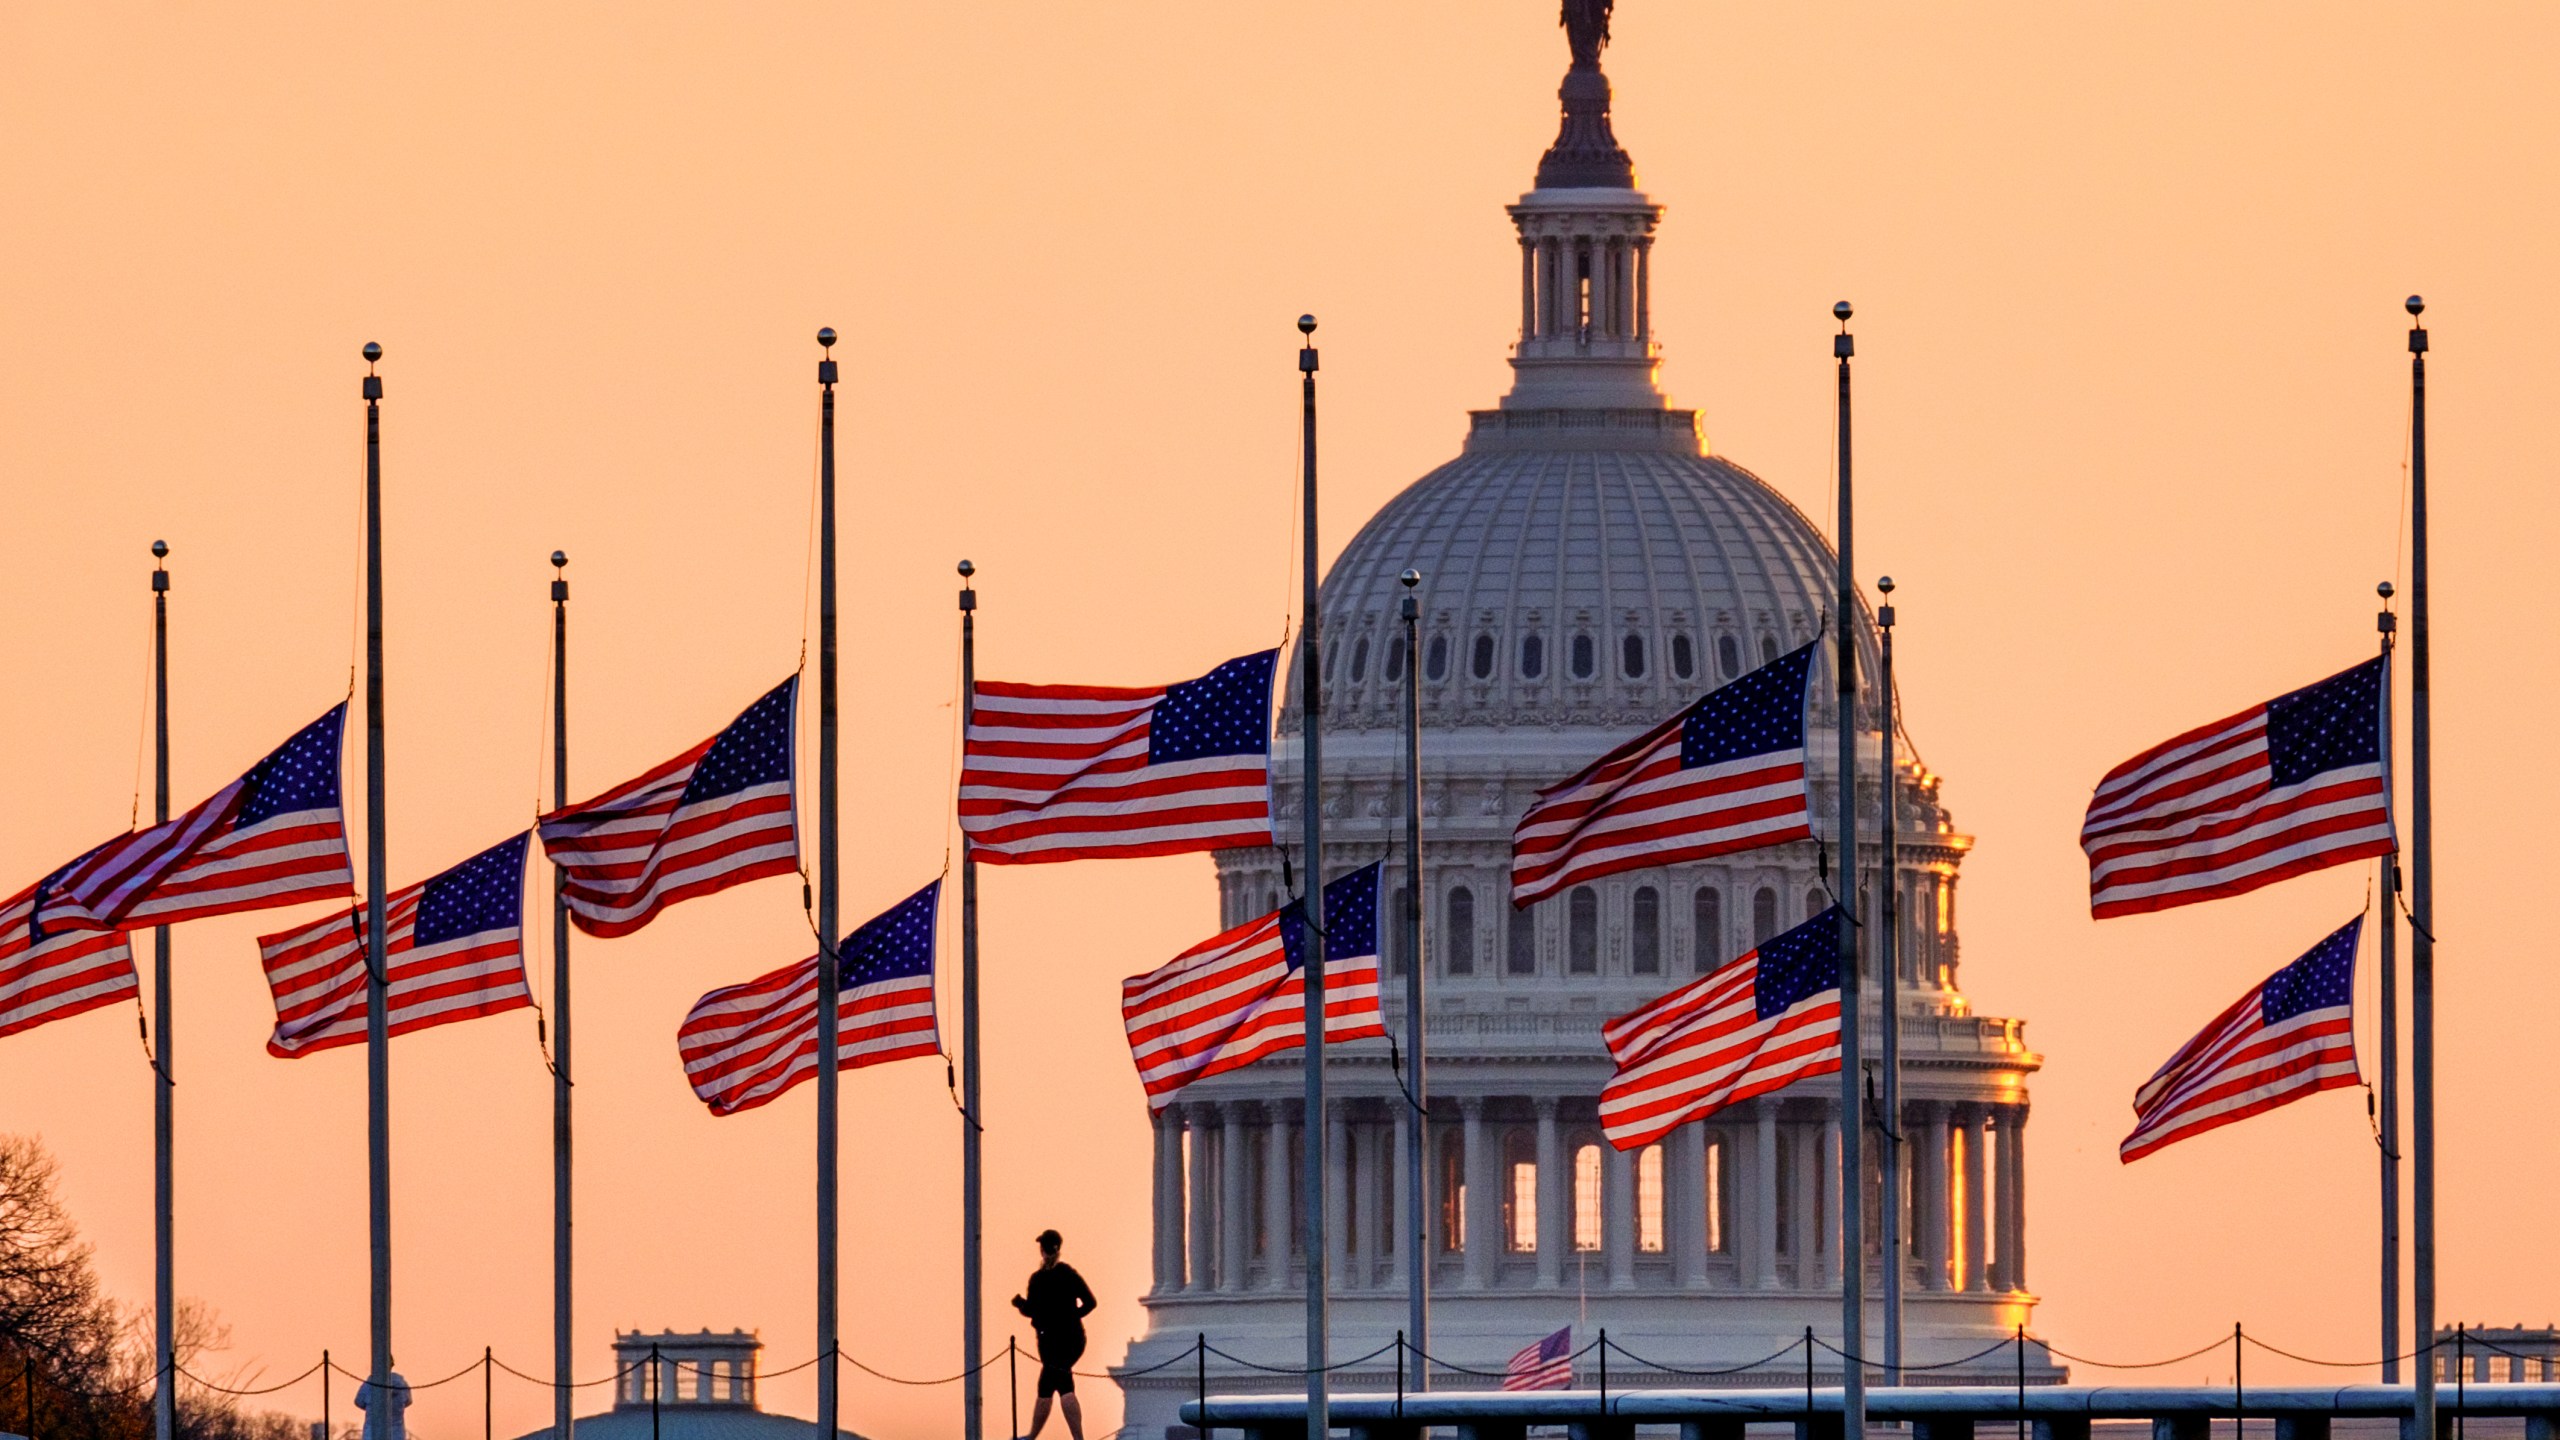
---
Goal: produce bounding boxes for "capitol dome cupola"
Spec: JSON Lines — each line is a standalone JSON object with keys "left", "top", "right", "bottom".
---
{"left": 1503, "top": 0, "right": 1667, "bottom": 414}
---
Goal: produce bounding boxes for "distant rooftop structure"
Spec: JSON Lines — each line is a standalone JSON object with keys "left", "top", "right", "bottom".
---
{"left": 504, "top": 1328, "right": 870, "bottom": 1440}
{"left": 2436, "top": 1325, "right": 2560, "bottom": 1383}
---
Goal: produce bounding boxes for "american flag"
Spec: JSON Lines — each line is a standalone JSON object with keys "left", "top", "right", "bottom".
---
{"left": 255, "top": 832, "right": 533, "bottom": 1058}
{"left": 0, "top": 867, "right": 136, "bottom": 1041}
{"left": 1511, "top": 641, "right": 1815, "bottom": 907}
{"left": 1503, "top": 1327, "right": 1574, "bottom": 1392}
{"left": 539, "top": 677, "right": 800, "bottom": 938}
{"left": 678, "top": 879, "right": 942, "bottom": 1117}
{"left": 2120, "top": 915, "right": 2363, "bottom": 1163}
{"left": 41, "top": 704, "right": 354, "bottom": 932}
{"left": 1597, "top": 907, "right": 1843, "bottom": 1150}
{"left": 2081, "top": 657, "right": 2393, "bottom": 918}
{"left": 961, "top": 650, "right": 1276, "bottom": 865}
{"left": 1120, "top": 861, "right": 1386, "bottom": 1108}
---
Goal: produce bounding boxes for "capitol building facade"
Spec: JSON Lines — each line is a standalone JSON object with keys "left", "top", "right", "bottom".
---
{"left": 1114, "top": 18, "right": 2057, "bottom": 1436}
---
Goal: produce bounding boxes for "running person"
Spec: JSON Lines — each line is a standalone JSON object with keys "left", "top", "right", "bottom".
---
{"left": 1010, "top": 1229, "right": 1096, "bottom": 1440}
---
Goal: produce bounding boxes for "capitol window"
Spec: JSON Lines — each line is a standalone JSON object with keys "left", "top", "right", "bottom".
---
{"left": 1439, "top": 1134, "right": 1467, "bottom": 1252}
{"left": 1637, "top": 1144, "right": 1665, "bottom": 1252}
{"left": 1570, "top": 633, "right": 1596, "bottom": 679}
{"left": 1703, "top": 1132, "right": 1732, "bottom": 1254}
{"left": 1507, "top": 907, "right": 1537, "bottom": 975}
{"left": 1631, "top": 885, "right": 1661, "bottom": 974}
{"left": 1717, "top": 634, "right": 1742, "bottom": 679}
{"left": 1388, "top": 886, "right": 1410, "bottom": 975}
{"left": 1805, "top": 886, "right": 1826, "bottom": 924}
{"left": 1760, "top": 635, "right": 1780, "bottom": 666}
{"left": 1571, "top": 1142, "right": 1604, "bottom": 1251}
{"left": 1567, "top": 887, "right": 1599, "bottom": 973}
{"left": 1622, "top": 632, "right": 1646, "bottom": 678}
{"left": 1426, "top": 634, "right": 1450, "bottom": 681}
{"left": 1349, "top": 636, "right": 1370, "bottom": 683}
{"left": 1520, "top": 633, "right": 1545, "bottom": 679}
{"left": 1671, "top": 633, "right": 1696, "bottom": 680}
{"left": 1385, "top": 634, "right": 1406, "bottom": 683}
{"left": 1504, "top": 1131, "right": 1539, "bottom": 1252}
{"left": 1693, "top": 885, "right": 1723, "bottom": 972}
{"left": 1444, "top": 886, "right": 1476, "bottom": 975}
{"left": 1753, "top": 887, "right": 1779, "bottom": 944}
{"left": 1471, "top": 634, "right": 1496, "bottom": 680}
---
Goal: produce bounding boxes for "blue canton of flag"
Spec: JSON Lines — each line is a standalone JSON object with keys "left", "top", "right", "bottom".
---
{"left": 1681, "top": 642, "right": 1815, "bottom": 768}
{"left": 1146, "top": 651, "right": 1277, "bottom": 765}
{"left": 682, "top": 681, "right": 798, "bottom": 804}
{"left": 1753, "top": 909, "right": 1842, "bottom": 1020}
{"left": 2261, "top": 918, "right": 2359, "bottom": 1025}
{"left": 236, "top": 708, "right": 347, "bottom": 826}
{"left": 2265, "top": 659, "right": 2385, "bottom": 786}
{"left": 839, "top": 880, "right": 941, "bottom": 990}
{"left": 1280, "top": 862, "right": 1380, "bottom": 972}
{"left": 414, "top": 833, "right": 528, "bottom": 947}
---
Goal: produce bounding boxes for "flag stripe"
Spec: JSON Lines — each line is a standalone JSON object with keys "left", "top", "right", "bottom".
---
{"left": 2119, "top": 917, "right": 2362, "bottom": 1162}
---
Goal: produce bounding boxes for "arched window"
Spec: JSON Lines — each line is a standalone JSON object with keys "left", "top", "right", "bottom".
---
{"left": 1384, "top": 634, "right": 1406, "bottom": 683}
{"left": 1568, "top": 887, "right": 1599, "bottom": 974}
{"left": 1572, "top": 1143, "right": 1604, "bottom": 1251}
{"left": 1349, "top": 636, "right": 1370, "bottom": 683}
{"left": 1693, "top": 886, "right": 1723, "bottom": 972}
{"left": 1637, "top": 1144, "right": 1666, "bottom": 1253}
{"left": 1570, "top": 633, "right": 1597, "bottom": 679}
{"left": 1717, "top": 634, "right": 1743, "bottom": 679}
{"left": 1704, "top": 1130, "right": 1732, "bottom": 1254}
{"left": 1671, "top": 633, "right": 1696, "bottom": 680}
{"left": 1471, "top": 634, "right": 1496, "bottom": 680}
{"left": 1507, "top": 905, "right": 1538, "bottom": 975}
{"left": 1805, "top": 887, "right": 1827, "bottom": 924}
{"left": 1631, "top": 885, "right": 1661, "bottom": 974}
{"left": 1520, "top": 633, "right": 1545, "bottom": 679}
{"left": 1761, "top": 635, "right": 1781, "bottom": 666}
{"left": 1622, "top": 633, "right": 1647, "bottom": 679}
{"left": 1444, "top": 886, "right": 1476, "bottom": 976}
{"left": 1426, "top": 634, "right": 1450, "bottom": 681}
{"left": 1439, "top": 1131, "right": 1466, "bottom": 1253}
{"left": 1503, "top": 1130, "right": 1539, "bottom": 1252}
{"left": 1753, "top": 886, "right": 1780, "bottom": 945}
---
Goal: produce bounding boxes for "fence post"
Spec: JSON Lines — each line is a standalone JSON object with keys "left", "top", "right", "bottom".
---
{"left": 649, "top": 1343, "right": 660, "bottom": 1440}
{"left": 484, "top": 1346, "right": 493, "bottom": 1440}
{"left": 1007, "top": 1337, "right": 1018, "bottom": 1440}
{"left": 2457, "top": 1326, "right": 2467, "bottom": 1440}
{"left": 1600, "top": 1327, "right": 1609, "bottom": 1418}
{"left": 1396, "top": 1330, "right": 1405, "bottom": 1420}
{"left": 2234, "top": 1325, "right": 2244, "bottom": 1440}
{"left": 2018, "top": 1325, "right": 2028, "bottom": 1440}
{"left": 322, "top": 1350, "right": 330, "bottom": 1440}
{"left": 1807, "top": 1326, "right": 1817, "bottom": 1438}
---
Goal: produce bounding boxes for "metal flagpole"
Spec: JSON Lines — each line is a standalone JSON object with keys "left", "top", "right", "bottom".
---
{"left": 551, "top": 550, "right": 574, "bottom": 1440}
{"left": 1876, "top": 575, "right": 1900, "bottom": 1388}
{"left": 1831, "top": 301, "right": 1866, "bottom": 1440}
{"left": 958, "top": 558, "right": 983, "bottom": 1440}
{"left": 150, "top": 540, "right": 173, "bottom": 1440}
{"left": 2376, "top": 580, "right": 2400, "bottom": 1384}
{"left": 1296, "top": 313, "right": 1330, "bottom": 1440}
{"left": 1398, "top": 567, "right": 1428, "bottom": 1382}
{"left": 361, "top": 340, "right": 395, "bottom": 1402}
{"left": 815, "top": 328, "right": 843, "bottom": 1440}
{"left": 2405, "top": 295, "right": 2436, "bottom": 1440}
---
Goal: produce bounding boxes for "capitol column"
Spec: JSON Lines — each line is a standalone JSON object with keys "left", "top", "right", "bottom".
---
{"left": 1917, "top": 1102, "right": 1951, "bottom": 1292}
{"left": 1961, "top": 1106, "right": 1990, "bottom": 1292}
{"left": 1790, "top": 1111, "right": 1820, "bottom": 1289}
{"left": 1753, "top": 1102, "right": 1780, "bottom": 1290}
{"left": 1263, "top": 1103, "right": 1295, "bottom": 1290}
{"left": 1520, "top": 236, "right": 1539, "bottom": 339}
{"left": 1998, "top": 1105, "right": 2028, "bottom": 1292}
{"left": 1394, "top": 1104, "right": 1417, "bottom": 1276}
{"left": 1326, "top": 1102, "right": 1352, "bottom": 1285}
{"left": 1219, "top": 1102, "right": 1250, "bottom": 1293}
{"left": 1535, "top": 1099, "right": 1564, "bottom": 1287}
{"left": 1819, "top": 1112, "right": 1843, "bottom": 1289}
{"left": 1462, "top": 1098, "right": 1497, "bottom": 1290}
{"left": 1604, "top": 1138, "right": 1635, "bottom": 1290}
{"left": 1673, "top": 1123, "right": 1708, "bottom": 1288}
{"left": 1152, "top": 1106, "right": 1181, "bottom": 1293}
{"left": 1185, "top": 1103, "right": 1216, "bottom": 1293}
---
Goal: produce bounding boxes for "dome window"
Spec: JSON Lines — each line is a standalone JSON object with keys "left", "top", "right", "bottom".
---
{"left": 1384, "top": 635, "right": 1406, "bottom": 683}
{"left": 1752, "top": 886, "right": 1779, "bottom": 944}
{"left": 1471, "top": 634, "right": 1497, "bottom": 680}
{"left": 1717, "top": 634, "right": 1743, "bottom": 679}
{"left": 1506, "top": 908, "right": 1537, "bottom": 975}
{"left": 1570, "top": 634, "right": 1596, "bottom": 679}
{"left": 1692, "top": 885, "right": 1723, "bottom": 972}
{"left": 1671, "top": 633, "right": 1696, "bottom": 680}
{"left": 1426, "top": 635, "right": 1450, "bottom": 681}
{"left": 1761, "top": 635, "right": 1781, "bottom": 667}
{"left": 1520, "top": 634, "right": 1545, "bottom": 679}
{"left": 1567, "top": 886, "right": 1599, "bottom": 973}
{"left": 1622, "top": 633, "right": 1647, "bottom": 679}
{"left": 1348, "top": 636, "right": 1370, "bottom": 683}
{"left": 1444, "top": 886, "right": 1476, "bottom": 975}
{"left": 1631, "top": 885, "right": 1661, "bottom": 973}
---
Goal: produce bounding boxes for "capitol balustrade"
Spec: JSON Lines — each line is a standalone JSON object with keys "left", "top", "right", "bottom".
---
{"left": 1143, "top": 1091, "right": 2030, "bottom": 1304}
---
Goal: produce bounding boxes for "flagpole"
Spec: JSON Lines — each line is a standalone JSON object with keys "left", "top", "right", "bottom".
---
{"left": 361, "top": 340, "right": 394, "bottom": 1400}
{"left": 1831, "top": 301, "right": 1866, "bottom": 1440}
{"left": 550, "top": 550, "right": 574, "bottom": 1440}
{"left": 957, "top": 558, "right": 983, "bottom": 1440}
{"left": 150, "top": 539, "right": 174, "bottom": 1440}
{"left": 1295, "top": 313, "right": 1330, "bottom": 1440}
{"left": 814, "top": 328, "right": 843, "bottom": 1440}
{"left": 1875, "top": 575, "right": 1900, "bottom": 1388}
{"left": 1397, "top": 566, "right": 1428, "bottom": 1383}
{"left": 2375, "top": 580, "right": 2400, "bottom": 1384}
{"left": 2405, "top": 295, "right": 2436, "bottom": 1440}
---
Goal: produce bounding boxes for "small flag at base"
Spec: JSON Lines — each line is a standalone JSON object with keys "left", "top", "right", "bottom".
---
{"left": 257, "top": 832, "right": 533, "bottom": 1058}
{"left": 2120, "top": 915, "right": 2363, "bottom": 1163}
{"left": 1504, "top": 1327, "right": 1574, "bottom": 1391}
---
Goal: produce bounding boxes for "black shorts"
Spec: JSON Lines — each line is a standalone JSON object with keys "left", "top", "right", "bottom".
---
{"left": 1036, "top": 1331, "right": 1085, "bottom": 1397}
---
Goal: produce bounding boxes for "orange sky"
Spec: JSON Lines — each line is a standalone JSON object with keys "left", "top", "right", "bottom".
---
{"left": 5, "top": 5, "right": 2558, "bottom": 1439}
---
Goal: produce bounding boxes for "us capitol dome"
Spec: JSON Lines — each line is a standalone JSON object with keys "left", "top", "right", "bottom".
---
{"left": 1113, "top": 14, "right": 2056, "bottom": 1433}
